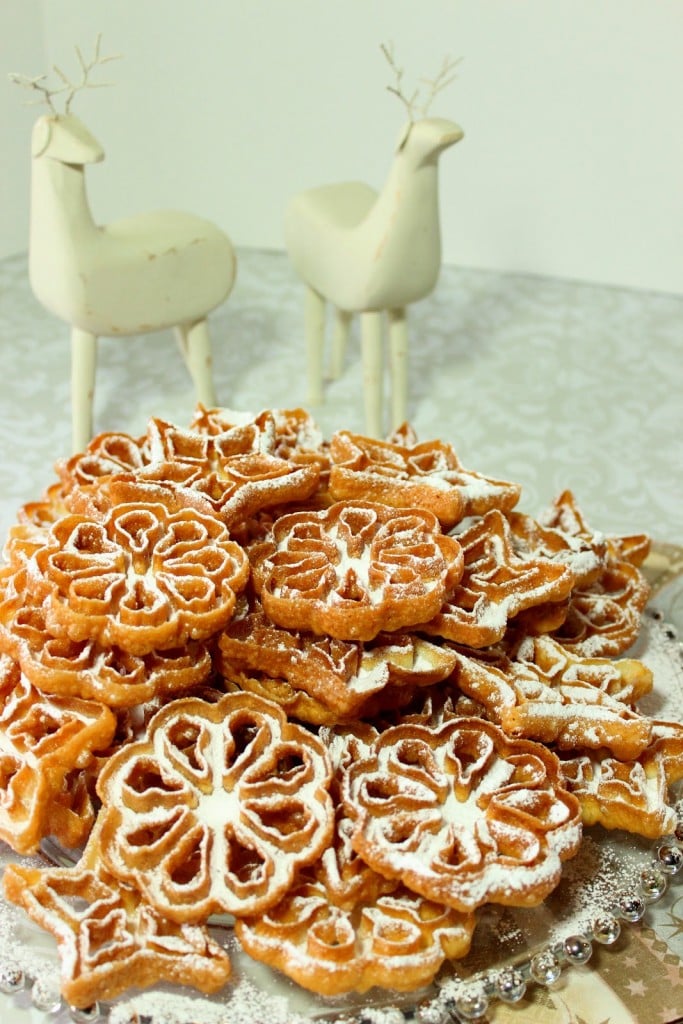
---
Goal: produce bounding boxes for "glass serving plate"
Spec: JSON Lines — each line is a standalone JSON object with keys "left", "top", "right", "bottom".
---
{"left": 1, "top": 546, "right": 682, "bottom": 1024}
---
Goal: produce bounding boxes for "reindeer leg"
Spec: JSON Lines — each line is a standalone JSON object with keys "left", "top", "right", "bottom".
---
{"left": 71, "top": 327, "right": 97, "bottom": 454}
{"left": 181, "top": 319, "right": 217, "bottom": 408}
{"left": 329, "top": 308, "right": 352, "bottom": 379}
{"left": 388, "top": 307, "right": 408, "bottom": 429}
{"left": 174, "top": 324, "right": 189, "bottom": 363}
{"left": 304, "top": 285, "right": 326, "bottom": 404}
{"left": 361, "top": 311, "right": 384, "bottom": 437}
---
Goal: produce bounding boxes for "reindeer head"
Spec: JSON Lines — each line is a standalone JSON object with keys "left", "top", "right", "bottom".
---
{"left": 31, "top": 114, "right": 104, "bottom": 165}
{"left": 10, "top": 34, "right": 119, "bottom": 165}
{"left": 381, "top": 43, "right": 464, "bottom": 155}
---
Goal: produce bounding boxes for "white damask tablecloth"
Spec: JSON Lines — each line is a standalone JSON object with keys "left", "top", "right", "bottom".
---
{"left": 0, "top": 248, "right": 681, "bottom": 546}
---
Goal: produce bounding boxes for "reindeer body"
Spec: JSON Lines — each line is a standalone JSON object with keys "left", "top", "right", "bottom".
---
{"left": 28, "top": 113, "right": 236, "bottom": 452}
{"left": 285, "top": 117, "right": 463, "bottom": 436}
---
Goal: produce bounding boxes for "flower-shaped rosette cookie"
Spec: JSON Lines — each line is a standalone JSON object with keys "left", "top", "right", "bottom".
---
{"left": 328, "top": 430, "right": 522, "bottom": 528}
{"left": 0, "top": 576, "right": 213, "bottom": 706}
{"left": 236, "top": 879, "right": 475, "bottom": 996}
{"left": 31, "top": 502, "right": 250, "bottom": 655}
{"left": 252, "top": 500, "right": 464, "bottom": 642}
{"left": 97, "top": 692, "right": 334, "bottom": 922}
{"left": 132, "top": 415, "right": 321, "bottom": 527}
{"left": 0, "top": 654, "right": 116, "bottom": 853}
{"left": 421, "top": 509, "right": 577, "bottom": 648}
{"left": 344, "top": 717, "right": 582, "bottom": 913}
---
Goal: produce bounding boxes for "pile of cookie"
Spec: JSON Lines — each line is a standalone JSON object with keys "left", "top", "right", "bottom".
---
{"left": 0, "top": 407, "right": 681, "bottom": 1009}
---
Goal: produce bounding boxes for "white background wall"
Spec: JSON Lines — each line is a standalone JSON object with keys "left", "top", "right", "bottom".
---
{"left": 2, "top": 0, "right": 682, "bottom": 294}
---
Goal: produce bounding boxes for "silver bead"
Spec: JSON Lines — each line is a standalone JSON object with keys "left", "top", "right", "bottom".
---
{"left": 495, "top": 965, "right": 527, "bottom": 1003}
{"left": 529, "top": 949, "right": 562, "bottom": 986}
{"left": 70, "top": 1005, "right": 101, "bottom": 1023}
{"left": 656, "top": 843, "right": 683, "bottom": 875}
{"left": 0, "top": 960, "right": 24, "bottom": 994}
{"left": 592, "top": 912, "right": 621, "bottom": 944}
{"left": 415, "top": 996, "right": 449, "bottom": 1024}
{"left": 563, "top": 934, "right": 593, "bottom": 965}
{"left": 674, "top": 820, "right": 683, "bottom": 844}
{"left": 639, "top": 865, "right": 668, "bottom": 902}
{"left": 617, "top": 893, "right": 646, "bottom": 922}
{"left": 31, "top": 975, "right": 62, "bottom": 1013}
{"left": 453, "top": 983, "right": 490, "bottom": 1020}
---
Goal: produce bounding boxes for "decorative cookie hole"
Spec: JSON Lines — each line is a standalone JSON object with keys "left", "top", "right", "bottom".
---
{"left": 225, "top": 838, "right": 267, "bottom": 885}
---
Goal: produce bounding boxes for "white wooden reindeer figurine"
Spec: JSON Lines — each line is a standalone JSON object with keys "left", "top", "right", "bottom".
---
{"left": 11, "top": 38, "right": 236, "bottom": 453}
{"left": 285, "top": 45, "right": 463, "bottom": 437}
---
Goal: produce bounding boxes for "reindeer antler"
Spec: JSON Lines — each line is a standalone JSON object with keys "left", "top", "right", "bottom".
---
{"left": 7, "top": 71, "right": 67, "bottom": 114}
{"left": 381, "top": 42, "right": 419, "bottom": 121}
{"left": 54, "top": 34, "right": 121, "bottom": 113}
{"left": 9, "top": 34, "right": 121, "bottom": 115}
{"left": 418, "top": 53, "right": 462, "bottom": 117}
{"left": 381, "top": 42, "right": 460, "bottom": 121}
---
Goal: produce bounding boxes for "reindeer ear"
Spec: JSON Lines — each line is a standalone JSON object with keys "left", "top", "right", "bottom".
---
{"left": 31, "top": 117, "right": 53, "bottom": 158}
{"left": 395, "top": 121, "right": 412, "bottom": 152}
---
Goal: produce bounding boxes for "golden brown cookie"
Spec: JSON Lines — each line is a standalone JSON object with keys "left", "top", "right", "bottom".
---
{"left": 0, "top": 653, "right": 116, "bottom": 853}
{"left": 421, "top": 509, "right": 578, "bottom": 648}
{"left": 451, "top": 638, "right": 653, "bottom": 760}
{"left": 218, "top": 595, "right": 457, "bottom": 720}
{"left": 560, "top": 719, "right": 683, "bottom": 838}
{"left": 329, "top": 429, "right": 521, "bottom": 528}
{"left": 97, "top": 692, "right": 335, "bottom": 922}
{"left": 29, "top": 501, "right": 250, "bottom": 655}
{"left": 2, "top": 821, "right": 232, "bottom": 1008}
{"left": 344, "top": 716, "right": 582, "bottom": 912}
{"left": 251, "top": 500, "right": 464, "bottom": 642}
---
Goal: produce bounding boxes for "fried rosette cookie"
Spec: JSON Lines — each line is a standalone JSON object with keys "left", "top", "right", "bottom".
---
{"left": 97, "top": 692, "right": 334, "bottom": 922}
{"left": 560, "top": 720, "right": 683, "bottom": 839}
{"left": 421, "top": 509, "right": 578, "bottom": 648}
{"left": 343, "top": 717, "right": 581, "bottom": 912}
{"left": 540, "top": 489, "right": 651, "bottom": 569}
{"left": 2, "top": 823, "right": 232, "bottom": 1008}
{"left": 551, "top": 558, "right": 650, "bottom": 657}
{"left": 251, "top": 500, "right": 464, "bottom": 641}
{"left": 28, "top": 501, "right": 250, "bottom": 655}
{"left": 190, "top": 406, "right": 331, "bottom": 494}
{"left": 217, "top": 595, "right": 457, "bottom": 722}
{"left": 0, "top": 654, "right": 116, "bottom": 853}
{"left": 93, "top": 413, "right": 322, "bottom": 527}
{"left": 539, "top": 489, "right": 651, "bottom": 656}
{"left": 506, "top": 509, "right": 606, "bottom": 588}
{"left": 329, "top": 429, "right": 521, "bottom": 528}
{"left": 451, "top": 637, "right": 653, "bottom": 761}
{"left": 57, "top": 429, "right": 150, "bottom": 493}
{"left": 236, "top": 881, "right": 475, "bottom": 996}
{"left": 0, "top": 571, "right": 212, "bottom": 706}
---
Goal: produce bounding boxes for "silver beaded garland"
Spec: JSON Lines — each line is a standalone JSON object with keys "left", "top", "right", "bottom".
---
{"left": 453, "top": 984, "right": 489, "bottom": 1021}
{"left": 639, "top": 865, "right": 668, "bottom": 902}
{"left": 416, "top": 995, "right": 449, "bottom": 1024}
